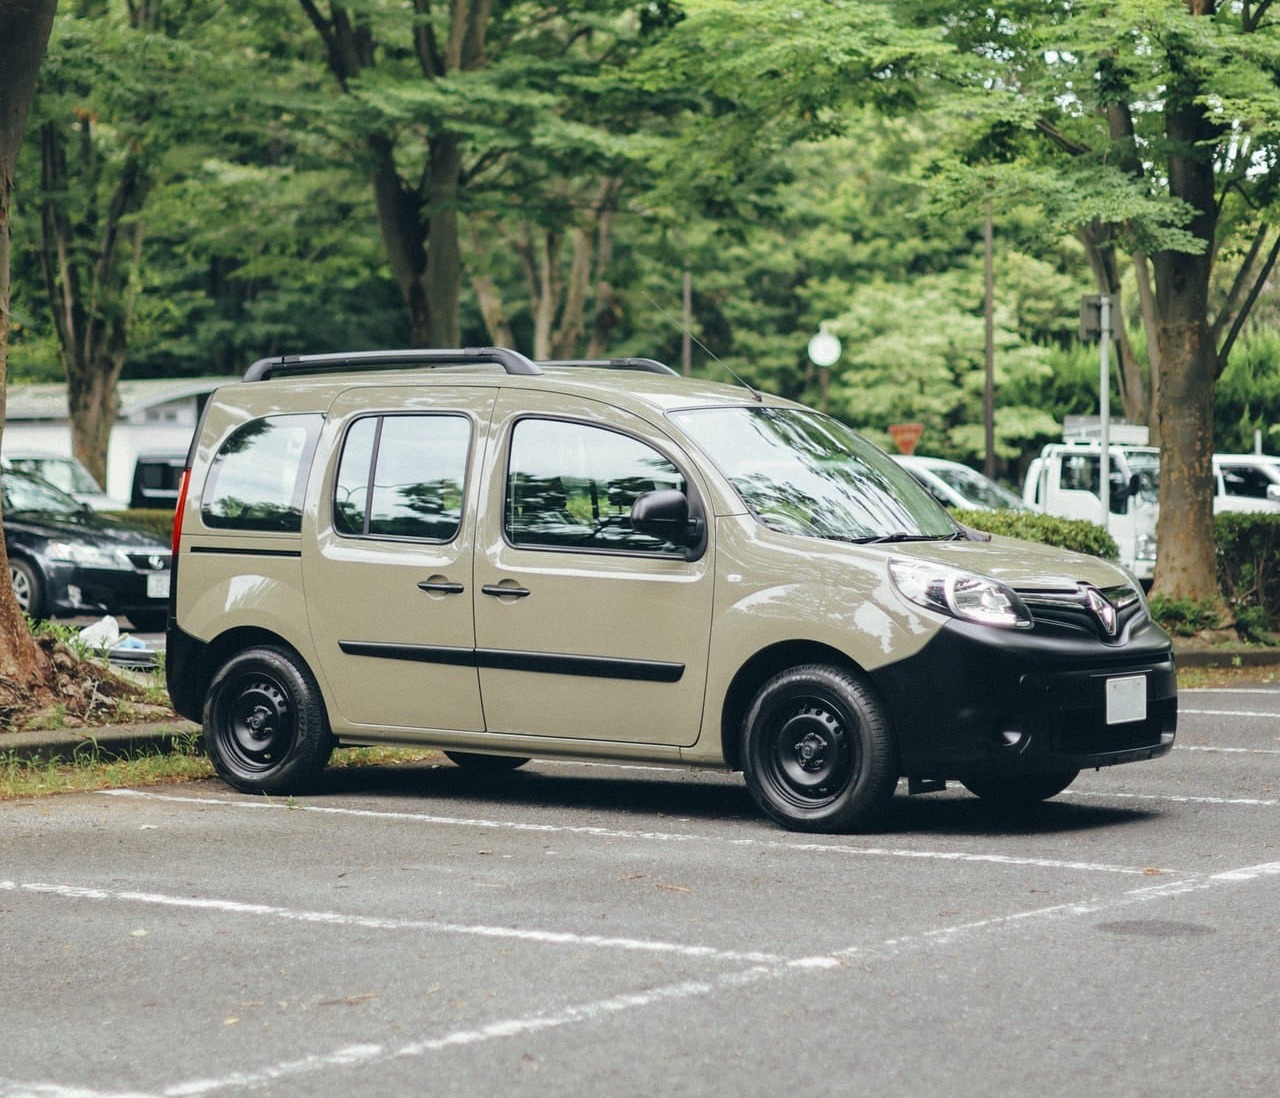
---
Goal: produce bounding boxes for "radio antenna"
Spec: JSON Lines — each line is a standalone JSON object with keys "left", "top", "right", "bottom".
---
{"left": 642, "top": 290, "right": 763, "bottom": 402}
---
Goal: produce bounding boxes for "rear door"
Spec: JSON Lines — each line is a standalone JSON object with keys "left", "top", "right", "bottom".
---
{"left": 472, "top": 391, "right": 714, "bottom": 746}
{"left": 303, "top": 386, "right": 494, "bottom": 733}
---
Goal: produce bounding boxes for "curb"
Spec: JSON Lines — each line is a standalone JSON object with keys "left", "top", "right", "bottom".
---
{"left": 0, "top": 721, "right": 201, "bottom": 764}
{"left": 1172, "top": 644, "right": 1280, "bottom": 669}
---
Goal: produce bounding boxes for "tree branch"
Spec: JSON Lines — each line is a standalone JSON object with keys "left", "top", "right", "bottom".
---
{"left": 1215, "top": 229, "right": 1280, "bottom": 375}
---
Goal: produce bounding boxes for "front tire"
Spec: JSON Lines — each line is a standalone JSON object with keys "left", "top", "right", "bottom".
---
{"left": 203, "top": 645, "right": 334, "bottom": 794}
{"left": 10, "top": 558, "right": 46, "bottom": 619}
{"left": 742, "top": 664, "right": 898, "bottom": 833}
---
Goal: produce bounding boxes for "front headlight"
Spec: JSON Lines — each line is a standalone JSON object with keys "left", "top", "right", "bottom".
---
{"left": 889, "top": 558, "right": 1033, "bottom": 629}
{"left": 46, "top": 540, "right": 130, "bottom": 570}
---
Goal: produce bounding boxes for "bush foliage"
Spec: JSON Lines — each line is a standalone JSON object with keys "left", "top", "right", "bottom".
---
{"left": 1213, "top": 512, "right": 1280, "bottom": 640}
{"left": 952, "top": 509, "right": 1121, "bottom": 561}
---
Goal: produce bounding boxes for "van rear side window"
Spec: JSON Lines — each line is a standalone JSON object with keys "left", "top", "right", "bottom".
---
{"left": 202, "top": 414, "right": 323, "bottom": 532}
{"left": 333, "top": 413, "right": 471, "bottom": 541}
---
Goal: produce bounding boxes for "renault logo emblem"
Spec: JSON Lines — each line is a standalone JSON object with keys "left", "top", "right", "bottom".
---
{"left": 1080, "top": 584, "right": 1117, "bottom": 637}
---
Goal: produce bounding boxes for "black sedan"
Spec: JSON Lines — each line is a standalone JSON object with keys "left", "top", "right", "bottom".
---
{"left": 3, "top": 470, "right": 171, "bottom": 632}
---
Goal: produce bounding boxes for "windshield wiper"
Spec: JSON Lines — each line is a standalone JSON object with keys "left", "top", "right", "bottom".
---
{"left": 847, "top": 531, "right": 963, "bottom": 545}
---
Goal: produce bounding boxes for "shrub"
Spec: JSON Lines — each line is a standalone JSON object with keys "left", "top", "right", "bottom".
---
{"left": 1214, "top": 512, "right": 1280, "bottom": 640}
{"left": 1146, "top": 594, "right": 1225, "bottom": 637}
{"left": 952, "top": 508, "right": 1120, "bottom": 561}
{"left": 100, "top": 509, "right": 175, "bottom": 542}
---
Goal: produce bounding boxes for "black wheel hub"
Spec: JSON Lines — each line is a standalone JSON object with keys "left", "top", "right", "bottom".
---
{"left": 771, "top": 703, "right": 854, "bottom": 801}
{"left": 225, "top": 678, "right": 292, "bottom": 767}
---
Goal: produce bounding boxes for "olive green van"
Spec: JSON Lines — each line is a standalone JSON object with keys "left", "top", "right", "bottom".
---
{"left": 166, "top": 348, "right": 1176, "bottom": 832}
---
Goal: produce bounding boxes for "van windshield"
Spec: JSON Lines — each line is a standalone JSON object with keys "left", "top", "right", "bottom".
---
{"left": 670, "top": 406, "right": 958, "bottom": 541}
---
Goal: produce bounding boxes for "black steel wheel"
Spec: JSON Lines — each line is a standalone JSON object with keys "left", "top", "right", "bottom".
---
{"left": 203, "top": 645, "right": 334, "bottom": 794}
{"left": 742, "top": 664, "right": 898, "bottom": 833}
{"left": 444, "top": 751, "right": 530, "bottom": 773}
{"left": 9, "top": 558, "right": 45, "bottom": 619}
{"left": 960, "top": 769, "right": 1079, "bottom": 806}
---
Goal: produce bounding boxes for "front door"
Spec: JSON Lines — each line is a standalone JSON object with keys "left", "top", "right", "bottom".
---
{"left": 473, "top": 394, "right": 714, "bottom": 746}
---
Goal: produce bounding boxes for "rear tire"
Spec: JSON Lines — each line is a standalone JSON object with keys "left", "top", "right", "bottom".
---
{"left": 960, "top": 769, "right": 1079, "bottom": 806}
{"left": 203, "top": 645, "right": 334, "bottom": 794}
{"left": 742, "top": 664, "right": 898, "bottom": 833}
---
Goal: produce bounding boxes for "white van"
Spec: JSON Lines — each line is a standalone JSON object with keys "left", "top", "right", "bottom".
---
{"left": 1214, "top": 454, "right": 1280, "bottom": 513}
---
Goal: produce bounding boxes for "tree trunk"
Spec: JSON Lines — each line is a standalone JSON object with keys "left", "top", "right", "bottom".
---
{"left": 38, "top": 118, "right": 149, "bottom": 487}
{"left": 1150, "top": 51, "right": 1223, "bottom": 607}
{"left": 0, "top": 0, "right": 59, "bottom": 699}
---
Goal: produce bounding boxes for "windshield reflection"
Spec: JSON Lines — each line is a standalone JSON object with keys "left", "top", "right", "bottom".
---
{"left": 671, "top": 407, "right": 958, "bottom": 541}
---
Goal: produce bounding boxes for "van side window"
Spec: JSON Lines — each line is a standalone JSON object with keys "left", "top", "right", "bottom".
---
{"left": 334, "top": 414, "right": 470, "bottom": 541}
{"left": 505, "top": 418, "right": 685, "bottom": 554}
{"left": 202, "top": 414, "right": 323, "bottom": 532}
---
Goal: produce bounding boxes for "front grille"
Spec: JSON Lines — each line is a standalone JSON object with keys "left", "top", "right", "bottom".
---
{"left": 1018, "top": 583, "right": 1146, "bottom": 644}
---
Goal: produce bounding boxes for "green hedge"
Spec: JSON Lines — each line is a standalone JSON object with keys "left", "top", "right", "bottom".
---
{"left": 1212, "top": 511, "right": 1280, "bottom": 639}
{"left": 100, "top": 509, "right": 175, "bottom": 541}
{"left": 952, "top": 508, "right": 1121, "bottom": 561}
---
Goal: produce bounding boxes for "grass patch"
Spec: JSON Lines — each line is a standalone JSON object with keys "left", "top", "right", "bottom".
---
{"left": 0, "top": 742, "right": 442, "bottom": 801}
{"left": 1177, "top": 664, "right": 1279, "bottom": 690}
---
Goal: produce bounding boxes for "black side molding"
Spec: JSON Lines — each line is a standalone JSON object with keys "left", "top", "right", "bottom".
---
{"left": 338, "top": 641, "right": 684, "bottom": 683}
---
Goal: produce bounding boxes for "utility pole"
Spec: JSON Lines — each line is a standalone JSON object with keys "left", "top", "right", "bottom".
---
{"left": 983, "top": 204, "right": 995, "bottom": 479}
{"left": 682, "top": 266, "right": 692, "bottom": 377}
{"left": 1080, "top": 294, "right": 1113, "bottom": 531}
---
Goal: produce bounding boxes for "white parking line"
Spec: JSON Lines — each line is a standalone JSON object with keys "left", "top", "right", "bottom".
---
{"left": 100, "top": 789, "right": 1170, "bottom": 877}
{"left": 1066, "top": 789, "right": 1278, "bottom": 807}
{"left": 1181, "top": 707, "right": 1280, "bottom": 718}
{"left": 4, "top": 857, "right": 1278, "bottom": 1098}
{"left": 0, "top": 880, "right": 783, "bottom": 966}
{"left": 1175, "top": 744, "right": 1280, "bottom": 755}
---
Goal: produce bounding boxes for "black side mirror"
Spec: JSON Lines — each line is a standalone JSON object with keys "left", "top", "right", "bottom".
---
{"left": 631, "top": 489, "right": 689, "bottom": 544}
{"left": 630, "top": 485, "right": 710, "bottom": 557}
{"left": 1128, "top": 473, "right": 1141, "bottom": 497}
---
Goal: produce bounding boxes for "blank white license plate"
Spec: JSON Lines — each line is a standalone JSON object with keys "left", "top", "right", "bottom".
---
{"left": 1106, "top": 675, "right": 1147, "bottom": 725}
{"left": 147, "top": 572, "right": 171, "bottom": 599}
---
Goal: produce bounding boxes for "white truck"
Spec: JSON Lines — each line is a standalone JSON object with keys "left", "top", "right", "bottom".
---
{"left": 1023, "top": 424, "right": 1160, "bottom": 580}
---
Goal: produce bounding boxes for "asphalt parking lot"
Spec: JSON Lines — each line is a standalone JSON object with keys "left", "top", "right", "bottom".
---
{"left": 2, "top": 684, "right": 1278, "bottom": 1098}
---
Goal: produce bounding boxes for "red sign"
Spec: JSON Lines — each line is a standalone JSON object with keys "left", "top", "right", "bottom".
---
{"left": 888, "top": 422, "right": 924, "bottom": 455}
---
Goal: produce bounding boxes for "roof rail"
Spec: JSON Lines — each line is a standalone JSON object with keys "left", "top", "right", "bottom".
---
{"left": 538, "top": 357, "right": 678, "bottom": 376}
{"left": 243, "top": 347, "right": 541, "bottom": 382}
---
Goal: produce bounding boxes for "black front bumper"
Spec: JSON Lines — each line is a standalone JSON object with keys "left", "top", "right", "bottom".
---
{"left": 869, "top": 617, "right": 1177, "bottom": 781}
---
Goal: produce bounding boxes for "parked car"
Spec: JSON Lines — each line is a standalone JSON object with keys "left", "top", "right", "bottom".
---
{"left": 893, "top": 455, "right": 1029, "bottom": 511}
{"left": 1214, "top": 453, "right": 1280, "bottom": 513}
{"left": 3, "top": 469, "right": 171, "bottom": 632}
{"left": 1, "top": 449, "right": 129, "bottom": 511}
{"left": 167, "top": 348, "right": 1176, "bottom": 833}
{"left": 130, "top": 450, "right": 187, "bottom": 509}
